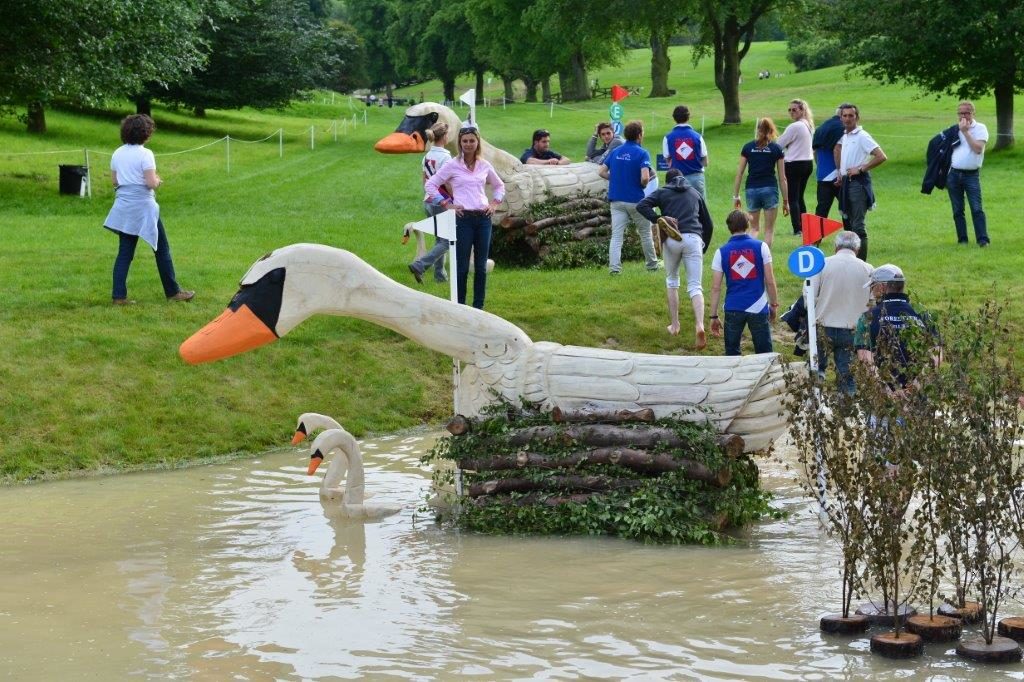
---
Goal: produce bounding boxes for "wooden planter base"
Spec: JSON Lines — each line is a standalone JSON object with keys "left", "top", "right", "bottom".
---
{"left": 956, "top": 636, "right": 1022, "bottom": 663}
{"left": 938, "top": 601, "right": 984, "bottom": 624}
{"left": 820, "top": 614, "right": 870, "bottom": 635}
{"left": 905, "top": 614, "right": 962, "bottom": 642}
{"left": 998, "top": 617, "right": 1024, "bottom": 641}
{"left": 870, "top": 631, "right": 924, "bottom": 659}
{"left": 856, "top": 602, "right": 917, "bottom": 626}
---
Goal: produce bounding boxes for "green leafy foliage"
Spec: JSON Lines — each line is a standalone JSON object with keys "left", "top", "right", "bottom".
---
{"left": 422, "top": 402, "right": 778, "bottom": 544}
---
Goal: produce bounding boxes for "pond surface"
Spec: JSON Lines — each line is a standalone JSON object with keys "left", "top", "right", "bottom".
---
{"left": 1, "top": 432, "right": 1020, "bottom": 680}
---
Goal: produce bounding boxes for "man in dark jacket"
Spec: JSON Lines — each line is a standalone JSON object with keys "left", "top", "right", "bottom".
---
{"left": 636, "top": 169, "right": 714, "bottom": 348}
{"left": 812, "top": 106, "right": 848, "bottom": 226}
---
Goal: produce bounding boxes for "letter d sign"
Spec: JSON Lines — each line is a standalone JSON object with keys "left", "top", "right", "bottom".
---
{"left": 787, "top": 245, "right": 826, "bottom": 278}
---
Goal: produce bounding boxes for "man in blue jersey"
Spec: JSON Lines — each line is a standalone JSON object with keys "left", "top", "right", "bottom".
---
{"left": 812, "top": 105, "right": 848, "bottom": 228}
{"left": 599, "top": 120, "right": 659, "bottom": 274}
{"left": 708, "top": 210, "right": 780, "bottom": 355}
{"left": 662, "top": 105, "right": 709, "bottom": 201}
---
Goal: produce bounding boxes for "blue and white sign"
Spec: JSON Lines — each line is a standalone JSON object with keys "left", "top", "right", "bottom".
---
{"left": 788, "top": 246, "right": 825, "bottom": 278}
{"left": 611, "top": 120, "right": 623, "bottom": 136}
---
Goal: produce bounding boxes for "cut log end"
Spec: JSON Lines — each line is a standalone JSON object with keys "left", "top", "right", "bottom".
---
{"left": 938, "top": 601, "right": 984, "bottom": 624}
{"left": 998, "top": 617, "right": 1024, "bottom": 642}
{"left": 956, "top": 636, "right": 1023, "bottom": 663}
{"left": 446, "top": 415, "right": 471, "bottom": 436}
{"left": 819, "top": 614, "right": 869, "bottom": 635}
{"left": 870, "top": 631, "right": 924, "bottom": 659}
{"left": 905, "top": 614, "right": 962, "bottom": 642}
{"left": 856, "top": 602, "right": 917, "bottom": 626}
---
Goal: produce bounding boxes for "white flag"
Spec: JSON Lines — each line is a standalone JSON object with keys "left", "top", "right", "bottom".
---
{"left": 459, "top": 89, "right": 476, "bottom": 107}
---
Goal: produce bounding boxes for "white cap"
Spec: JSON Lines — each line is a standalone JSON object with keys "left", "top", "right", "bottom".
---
{"left": 865, "top": 263, "right": 905, "bottom": 287}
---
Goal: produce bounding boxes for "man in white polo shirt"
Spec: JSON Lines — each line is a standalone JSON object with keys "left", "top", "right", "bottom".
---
{"left": 812, "top": 230, "right": 873, "bottom": 396}
{"left": 948, "top": 101, "right": 990, "bottom": 247}
{"left": 835, "top": 104, "right": 887, "bottom": 261}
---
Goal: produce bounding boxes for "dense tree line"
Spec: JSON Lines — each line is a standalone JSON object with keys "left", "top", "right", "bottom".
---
{"left": 0, "top": 0, "right": 1019, "bottom": 142}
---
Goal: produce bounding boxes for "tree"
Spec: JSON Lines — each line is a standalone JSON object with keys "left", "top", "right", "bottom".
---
{"left": 158, "top": 0, "right": 338, "bottom": 114}
{"left": 835, "top": 0, "right": 1021, "bottom": 149}
{"left": 346, "top": 0, "right": 404, "bottom": 97}
{"left": 387, "top": 0, "right": 480, "bottom": 103}
{"left": 692, "top": 0, "right": 784, "bottom": 124}
{"left": 323, "top": 21, "right": 369, "bottom": 94}
{"left": 0, "top": 0, "right": 206, "bottom": 132}
{"left": 526, "top": 0, "right": 625, "bottom": 102}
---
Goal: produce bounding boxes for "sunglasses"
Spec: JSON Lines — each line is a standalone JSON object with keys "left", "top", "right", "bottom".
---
{"left": 788, "top": 107, "right": 801, "bottom": 112}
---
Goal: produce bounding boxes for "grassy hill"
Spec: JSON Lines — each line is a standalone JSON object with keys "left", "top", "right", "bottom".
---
{"left": 1, "top": 42, "right": 1021, "bottom": 481}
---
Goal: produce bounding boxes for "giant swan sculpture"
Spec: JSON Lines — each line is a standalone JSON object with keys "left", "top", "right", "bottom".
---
{"left": 307, "top": 427, "right": 401, "bottom": 519}
{"left": 179, "top": 244, "right": 789, "bottom": 452}
{"left": 375, "top": 102, "right": 606, "bottom": 219}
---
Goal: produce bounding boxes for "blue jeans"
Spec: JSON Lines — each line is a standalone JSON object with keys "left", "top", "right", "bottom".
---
{"left": 684, "top": 172, "right": 707, "bottom": 203}
{"left": 817, "top": 326, "right": 856, "bottom": 396}
{"left": 947, "top": 169, "right": 989, "bottom": 244}
{"left": 844, "top": 179, "right": 870, "bottom": 259}
{"left": 410, "top": 236, "right": 449, "bottom": 282}
{"left": 112, "top": 218, "right": 180, "bottom": 299}
{"left": 455, "top": 212, "right": 492, "bottom": 309}
{"left": 723, "top": 310, "right": 773, "bottom": 356}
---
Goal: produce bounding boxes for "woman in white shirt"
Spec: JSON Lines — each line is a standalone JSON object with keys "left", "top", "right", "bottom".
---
{"left": 776, "top": 99, "right": 814, "bottom": 236}
{"left": 103, "top": 114, "right": 193, "bottom": 305}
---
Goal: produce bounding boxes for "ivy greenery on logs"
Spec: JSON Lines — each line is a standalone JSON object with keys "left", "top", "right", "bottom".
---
{"left": 421, "top": 401, "right": 779, "bottom": 544}
{"left": 490, "top": 192, "right": 644, "bottom": 270}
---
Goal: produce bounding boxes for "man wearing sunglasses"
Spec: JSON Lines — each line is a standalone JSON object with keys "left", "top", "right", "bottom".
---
{"left": 521, "top": 129, "right": 571, "bottom": 166}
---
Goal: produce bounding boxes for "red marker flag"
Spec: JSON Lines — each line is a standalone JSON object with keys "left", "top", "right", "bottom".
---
{"left": 611, "top": 85, "right": 629, "bottom": 103}
{"left": 801, "top": 213, "right": 843, "bottom": 245}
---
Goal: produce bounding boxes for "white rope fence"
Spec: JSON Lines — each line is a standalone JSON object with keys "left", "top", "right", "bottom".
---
{"left": 0, "top": 113, "right": 371, "bottom": 198}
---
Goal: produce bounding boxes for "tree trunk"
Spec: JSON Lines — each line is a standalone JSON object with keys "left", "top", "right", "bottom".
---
{"left": 541, "top": 77, "right": 552, "bottom": 102}
{"left": 460, "top": 447, "right": 732, "bottom": 487}
{"left": 475, "top": 68, "right": 484, "bottom": 104}
{"left": 993, "top": 78, "right": 1015, "bottom": 150}
{"left": 467, "top": 474, "right": 641, "bottom": 497}
{"left": 506, "top": 424, "right": 744, "bottom": 456}
{"left": 502, "top": 76, "right": 514, "bottom": 103}
{"left": 649, "top": 30, "right": 672, "bottom": 98}
{"left": 134, "top": 95, "right": 152, "bottom": 116}
{"left": 194, "top": 106, "right": 206, "bottom": 118}
{"left": 523, "top": 77, "right": 538, "bottom": 102}
{"left": 26, "top": 101, "right": 46, "bottom": 133}
{"left": 559, "top": 51, "right": 591, "bottom": 101}
{"left": 716, "top": 20, "right": 743, "bottom": 124}
{"left": 552, "top": 407, "right": 655, "bottom": 424}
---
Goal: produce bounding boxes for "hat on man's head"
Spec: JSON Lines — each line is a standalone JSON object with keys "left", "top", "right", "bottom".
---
{"left": 865, "top": 263, "right": 905, "bottom": 287}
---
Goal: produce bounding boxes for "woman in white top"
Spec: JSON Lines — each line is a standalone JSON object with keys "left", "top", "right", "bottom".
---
{"left": 776, "top": 99, "right": 814, "bottom": 236}
{"left": 103, "top": 114, "right": 193, "bottom": 305}
{"left": 408, "top": 122, "right": 452, "bottom": 284}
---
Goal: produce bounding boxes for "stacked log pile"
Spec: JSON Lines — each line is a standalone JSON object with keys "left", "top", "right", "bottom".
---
{"left": 489, "top": 192, "right": 644, "bottom": 269}
{"left": 430, "top": 405, "right": 770, "bottom": 543}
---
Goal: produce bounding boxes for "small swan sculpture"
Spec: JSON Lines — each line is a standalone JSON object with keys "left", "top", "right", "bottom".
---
{"left": 291, "top": 412, "right": 342, "bottom": 447}
{"left": 180, "top": 244, "right": 789, "bottom": 452}
{"left": 375, "top": 102, "right": 607, "bottom": 219}
{"left": 307, "top": 427, "right": 401, "bottom": 519}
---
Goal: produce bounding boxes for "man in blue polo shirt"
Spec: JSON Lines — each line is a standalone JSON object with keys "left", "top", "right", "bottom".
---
{"left": 708, "top": 210, "right": 779, "bottom": 355}
{"left": 599, "top": 120, "right": 659, "bottom": 274}
{"left": 662, "top": 105, "right": 709, "bottom": 201}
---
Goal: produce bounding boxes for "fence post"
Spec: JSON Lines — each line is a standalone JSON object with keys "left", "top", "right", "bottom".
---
{"left": 279, "top": 129, "right": 283, "bottom": 158}
{"left": 226, "top": 136, "right": 231, "bottom": 173}
{"left": 310, "top": 125, "right": 315, "bottom": 151}
{"left": 83, "top": 148, "right": 92, "bottom": 198}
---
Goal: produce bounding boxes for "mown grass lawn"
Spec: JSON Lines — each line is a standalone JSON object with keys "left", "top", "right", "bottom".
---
{"left": 1, "top": 42, "right": 1021, "bottom": 482}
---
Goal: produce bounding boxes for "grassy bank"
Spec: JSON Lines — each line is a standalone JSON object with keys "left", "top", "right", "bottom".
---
{"left": 1, "top": 42, "right": 1021, "bottom": 482}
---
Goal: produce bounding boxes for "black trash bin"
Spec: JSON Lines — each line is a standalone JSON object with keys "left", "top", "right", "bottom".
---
{"left": 59, "top": 165, "right": 89, "bottom": 195}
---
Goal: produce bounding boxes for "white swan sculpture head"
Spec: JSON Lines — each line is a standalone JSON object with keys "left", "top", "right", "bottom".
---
{"left": 308, "top": 427, "right": 401, "bottom": 519}
{"left": 292, "top": 412, "right": 342, "bottom": 447}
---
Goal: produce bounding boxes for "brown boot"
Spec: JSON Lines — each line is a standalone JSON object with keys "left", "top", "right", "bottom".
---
{"left": 112, "top": 298, "right": 136, "bottom": 306}
{"left": 167, "top": 290, "right": 195, "bottom": 302}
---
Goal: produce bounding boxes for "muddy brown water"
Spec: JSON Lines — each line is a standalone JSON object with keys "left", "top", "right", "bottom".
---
{"left": 1, "top": 433, "right": 1020, "bottom": 680}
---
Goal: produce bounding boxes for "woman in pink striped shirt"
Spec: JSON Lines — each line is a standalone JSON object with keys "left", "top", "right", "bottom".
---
{"left": 424, "top": 126, "right": 505, "bottom": 309}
